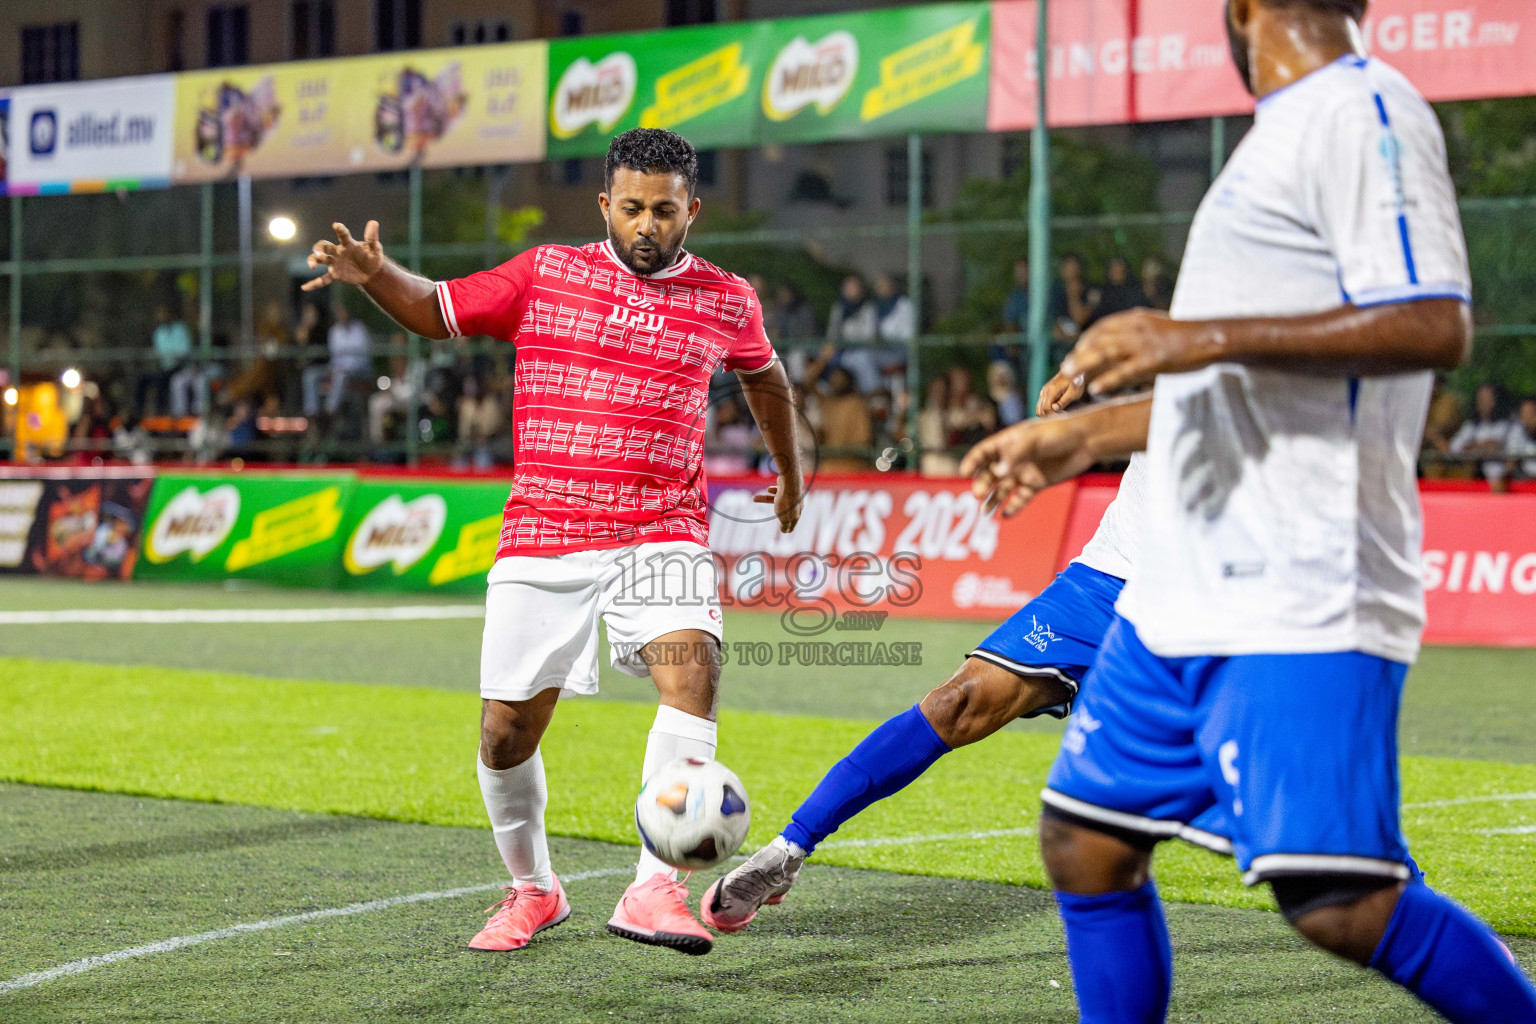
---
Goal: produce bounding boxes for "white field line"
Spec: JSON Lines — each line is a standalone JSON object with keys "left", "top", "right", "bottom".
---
{"left": 1475, "top": 825, "right": 1536, "bottom": 836}
{"left": 0, "top": 606, "right": 485, "bottom": 626}
{"left": 0, "top": 865, "right": 631, "bottom": 995}
{"left": 0, "top": 825, "right": 1041, "bottom": 995}
{"left": 1402, "top": 792, "right": 1536, "bottom": 810}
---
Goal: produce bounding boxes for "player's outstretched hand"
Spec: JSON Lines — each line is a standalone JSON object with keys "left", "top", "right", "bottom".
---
{"left": 1036, "top": 368, "right": 1088, "bottom": 417}
{"left": 303, "top": 220, "right": 385, "bottom": 292}
{"left": 960, "top": 418, "right": 1098, "bottom": 518}
{"left": 1061, "top": 308, "right": 1216, "bottom": 397}
{"left": 752, "top": 475, "right": 804, "bottom": 534}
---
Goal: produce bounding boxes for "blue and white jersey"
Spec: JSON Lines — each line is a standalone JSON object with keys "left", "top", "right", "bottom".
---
{"left": 1073, "top": 453, "right": 1147, "bottom": 582}
{"left": 1117, "top": 56, "right": 1471, "bottom": 664}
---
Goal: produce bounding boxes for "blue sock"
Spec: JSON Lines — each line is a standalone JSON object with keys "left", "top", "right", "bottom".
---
{"left": 1371, "top": 883, "right": 1536, "bottom": 1023}
{"left": 1056, "top": 882, "right": 1172, "bottom": 1024}
{"left": 781, "top": 705, "right": 950, "bottom": 854}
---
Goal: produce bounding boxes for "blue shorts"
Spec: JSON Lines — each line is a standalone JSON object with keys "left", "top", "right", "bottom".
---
{"left": 970, "top": 562, "right": 1125, "bottom": 720}
{"left": 1044, "top": 616, "right": 1413, "bottom": 886}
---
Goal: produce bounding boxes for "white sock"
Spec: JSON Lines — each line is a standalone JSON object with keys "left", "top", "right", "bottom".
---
{"left": 636, "top": 704, "right": 718, "bottom": 883}
{"left": 478, "top": 748, "right": 554, "bottom": 891}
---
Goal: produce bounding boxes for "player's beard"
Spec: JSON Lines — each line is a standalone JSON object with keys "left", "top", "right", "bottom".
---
{"left": 1225, "top": 1, "right": 1256, "bottom": 96}
{"left": 607, "top": 225, "right": 684, "bottom": 277}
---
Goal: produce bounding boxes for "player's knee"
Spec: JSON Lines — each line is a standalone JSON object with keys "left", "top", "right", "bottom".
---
{"left": 1274, "top": 876, "right": 1403, "bottom": 966}
{"left": 1039, "top": 807, "right": 1153, "bottom": 894}
{"left": 919, "top": 676, "right": 972, "bottom": 745}
{"left": 479, "top": 699, "right": 543, "bottom": 769}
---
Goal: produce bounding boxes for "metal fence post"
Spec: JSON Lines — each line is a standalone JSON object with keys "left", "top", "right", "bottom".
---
{"left": 198, "top": 184, "right": 215, "bottom": 418}
{"left": 7, "top": 197, "right": 20, "bottom": 398}
{"left": 1026, "top": 0, "right": 1053, "bottom": 405}
{"left": 406, "top": 161, "right": 424, "bottom": 467}
{"left": 1211, "top": 116, "right": 1228, "bottom": 182}
{"left": 906, "top": 133, "right": 923, "bottom": 463}
{"left": 237, "top": 174, "right": 254, "bottom": 352}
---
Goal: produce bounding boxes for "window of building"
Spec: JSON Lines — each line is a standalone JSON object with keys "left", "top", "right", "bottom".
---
{"left": 165, "top": 9, "right": 186, "bottom": 72}
{"left": 1001, "top": 136, "right": 1026, "bottom": 180}
{"left": 696, "top": 151, "right": 718, "bottom": 189}
{"left": 559, "top": 11, "right": 584, "bottom": 37}
{"left": 20, "top": 22, "right": 80, "bottom": 84}
{"left": 884, "top": 144, "right": 934, "bottom": 208}
{"left": 449, "top": 19, "right": 513, "bottom": 46}
{"left": 206, "top": 5, "right": 249, "bottom": 67}
{"left": 291, "top": 0, "right": 336, "bottom": 59}
{"left": 375, "top": 0, "right": 422, "bottom": 52}
{"left": 666, "top": 0, "right": 718, "bottom": 26}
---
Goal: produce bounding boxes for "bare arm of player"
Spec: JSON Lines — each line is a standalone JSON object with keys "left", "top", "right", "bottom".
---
{"left": 1061, "top": 298, "right": 1473, "bottom": 398}
{"left": 737, "top": 359, "right": 804, "bottom": 535}
{"left": 961, "top": 394, "right": 1152, "bottom": 519}
{"left": 302, "top": 220, "right": 451, "bottom": 340}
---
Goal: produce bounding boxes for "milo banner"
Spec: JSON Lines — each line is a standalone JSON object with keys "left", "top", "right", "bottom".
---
{"left": 136, "top": 473, "right": 354, "bottom": 587}
{"left": 336, "top": 480, "right": 509, "bottom": 595}
{"left": 547, "top": 22, "right": 768, "bottom": 159}
{"left": 0, "top": 468, "right": 154, "bottom": 581}
{"left": 171, "top": 41, "right": 546, "bottom": 182}
{"left": 758, "top": 4, "right": 990, "bottom": 144}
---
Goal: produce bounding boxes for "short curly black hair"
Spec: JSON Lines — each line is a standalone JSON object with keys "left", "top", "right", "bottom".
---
{"left": 1268, "top": 0, "right": 1366, "bottom": 20}
{"left": 605, "top": 128, "right": 699, "bottom": 197}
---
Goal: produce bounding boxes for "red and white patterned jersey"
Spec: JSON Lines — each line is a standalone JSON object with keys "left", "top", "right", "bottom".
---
{"left": 436, "top": 240, "right": 776, "bottom": 559}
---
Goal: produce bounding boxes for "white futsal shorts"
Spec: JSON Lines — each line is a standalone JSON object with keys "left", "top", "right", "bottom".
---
{"left": 480, "top": 540, "right": 724, "bottom": 702}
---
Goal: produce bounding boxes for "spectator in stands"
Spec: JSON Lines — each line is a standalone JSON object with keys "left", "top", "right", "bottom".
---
{"left": 1086, "top": 256, "right": 1150, "bottom": 328}
{"left": 817, "top": 366, "right": 873, "bottom": 473}
{"left": 988, "top": 361, "right": 1027, "bottom": 427}
{"left": 1421, "top": 382, "right": 1467, "bottom": 477}
{"left": 1052, "top": 254, "right": 1092, "bottom": 343}
{"left": 827, "top": 275, "right": 877, "bottom": 345}
{"left": 1141, "top": 255, "right": 1172, "bottom": 311}
{"left": 772, "top": 282, "right": 817, "bottom": 342}
{"left": 453, "top": 374, "right": 503, "bottom": 471}
{"left": 918, "top": 373, "right": 958, "bottom": 477}
{"left": 705, "top": 397, "right": 757, "bottom": 477}
{"left": 302, "top": 302, "right": 373, "bottom": 420}
{"left": 224, "top": 299, "right": 288, "bottom": 408}
{"left": 135, "top": 305, "right": 193, "bottom": 417}
{"left": 1450, "top": 383, "right": 1516, "bottom": 485}
{"left": 944, "top": 365, "right": 998, "bottom": 449}
{"left": 224, "top": 398, "right": 261, "bottom": 461}
{"left": 368, "top": 343, "right": 422, "bottom": 446}
{"left": 1508, "top": 397, "right": 1536, "bottom": 481}
{"left": 873, "top": 274, "right": 916, "bottom": 343}
{"left": 1003, "top": 259, "right": 1031, "bottom": 333}
{"left": 71, "top": 390, "right": 115, "bottom": 455}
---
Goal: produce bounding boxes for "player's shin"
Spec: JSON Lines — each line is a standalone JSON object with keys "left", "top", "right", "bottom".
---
{"left": 1368, "top": 882, "right": 1536, "bottom": 1023}
{"left": 637, "top": 704, "right": 718, "bottom": 881}
{"left": 1055, "top": 883, "right": 1173, "bottom": 1024}
{"left": 781, "top": 704, "right": 951, "bottom": 854}
{"left": 477, "top": 749, "right": 554, "bottom": 891}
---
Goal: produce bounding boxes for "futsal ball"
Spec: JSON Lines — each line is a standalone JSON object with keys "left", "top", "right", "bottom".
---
{"left": 634, "top": 757, "right": 751, "bottom": 870}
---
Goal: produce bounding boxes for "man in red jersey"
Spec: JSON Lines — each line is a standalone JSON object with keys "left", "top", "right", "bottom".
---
{"left": 304, "top": 129, "right": 804, "bottom": 956}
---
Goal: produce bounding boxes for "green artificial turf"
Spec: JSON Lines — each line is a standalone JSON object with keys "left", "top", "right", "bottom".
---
{"left": 6, "top": 783, "right": 1519, "bottom": 1024}
{"left": 5, "top": 658, "right": 1536, "bottom": 933}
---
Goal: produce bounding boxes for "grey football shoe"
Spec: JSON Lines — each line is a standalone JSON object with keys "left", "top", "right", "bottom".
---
{"left": 700, "top": 837, "right": 805, "bottom": 933}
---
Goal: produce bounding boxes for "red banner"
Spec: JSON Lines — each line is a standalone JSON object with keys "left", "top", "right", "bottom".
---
{"left": 989, "top": 0, "right": 1536, "bottom": 131}
{"left": 706, "top": 476, "right": 1076, "bottom": 625}
{"left": 1421, "top": 491, "right": 1536, "bottom": 647}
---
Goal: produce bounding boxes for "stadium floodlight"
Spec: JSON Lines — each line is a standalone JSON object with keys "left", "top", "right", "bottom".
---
{"left": 2, "top": 387, "right": 16, "bottom": 406}
{"left": 61, "top": 368, "right": 82, "bottom": 389}
{"left": 268, "top": 216, "right": 298, "bottom": 242}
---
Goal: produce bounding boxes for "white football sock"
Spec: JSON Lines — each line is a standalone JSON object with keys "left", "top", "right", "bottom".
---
{"left": 636, "top": 704, "right": 718, "bottom": 883}
{"left": 478, "top": 748, "right": 554, "bottom": 891}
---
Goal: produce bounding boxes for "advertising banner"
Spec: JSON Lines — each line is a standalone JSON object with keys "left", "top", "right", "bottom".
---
{"left": 759, "top": 3, "right": 991, "bottom": 144}
{"left": 135, "top": 473, "right": 354, "bottom": 587}
{"left": 172, "top": 42, "right": 546, "bottom": 183}
{"left": 336, "top": 479, "right": 509, "bottom": 595}
{"left": 6, "top": 76, "right": 176, "bottom": 194}
{"left": 1421, "top": 491, "right": 1536, "bottom": 647}
{"left": 547, "top": 23, "right": 769, "bottom": 159}
{"left": 0, "top": 468, "right": 154, "bottom": 580}
{"left": 707, "top": 476, "right": 1076, "bottom": 626}
{"left": 988, "top": 0, "right": 1536, "bottom": 131}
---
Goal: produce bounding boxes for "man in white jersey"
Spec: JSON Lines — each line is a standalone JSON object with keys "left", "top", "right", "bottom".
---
{"left": 962, "top": 2, "right": 1536, "bottom": 1021}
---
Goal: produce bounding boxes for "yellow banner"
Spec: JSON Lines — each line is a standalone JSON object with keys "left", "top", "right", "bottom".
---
{"left": 639, "top": 43, "right": 751, "bottom": 129}
{"left": 427, "top": 513, "right": 503, "bottom": 587}
{"left": 225, "top": 487, "right": 344, "bottom": 572}
{"left": 860, "top": 19, "right": 985, "bottom": 123}
{"left": 172, "top": 42, "right": 546, "bottom": 183}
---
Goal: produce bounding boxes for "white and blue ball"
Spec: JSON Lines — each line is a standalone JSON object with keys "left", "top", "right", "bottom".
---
{"left": 634, "top": 757, "right": 751, "bottom": 870}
